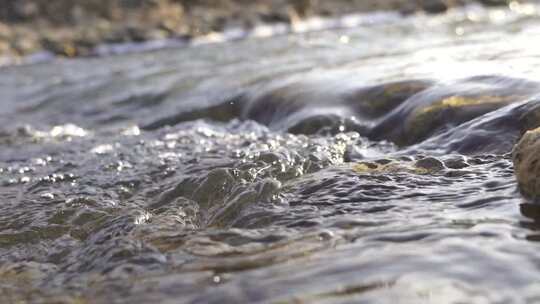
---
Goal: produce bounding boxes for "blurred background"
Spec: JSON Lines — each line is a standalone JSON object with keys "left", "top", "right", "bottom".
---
{"left": 0, "top": 0, "right": 513, "bottom": 58}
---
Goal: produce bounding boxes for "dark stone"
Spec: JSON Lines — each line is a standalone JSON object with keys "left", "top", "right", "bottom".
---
{"left": 421, "top": 0, "right": 448, "bottom": 14}
{"left": 415, "top": 157, "right": 445, "bottom": 172}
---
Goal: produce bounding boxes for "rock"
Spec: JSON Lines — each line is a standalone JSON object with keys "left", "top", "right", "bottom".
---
{"left": 415, "top": 156, "right": 445, "bottom": 172}
{"left": 443, "top": 155, "right": 469, "bottom": 169}
{"left": 353, "top": 157, "right": 446, "bottom": 175}
{"left": 370, "top": 76, "right": 540, "bottom": 147}
{"left": 478, "top": 0, "right": 510, "bottom": 6}
{"left": 420, "top": 0, "right": 448, "bottom": 14}
{"left": 513, "top": 127, "right": 540, "bottom": 199}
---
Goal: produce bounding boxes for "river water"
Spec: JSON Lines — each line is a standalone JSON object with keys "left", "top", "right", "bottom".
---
{"left": 3, "top": 3, "right": 540, "bottom": 303}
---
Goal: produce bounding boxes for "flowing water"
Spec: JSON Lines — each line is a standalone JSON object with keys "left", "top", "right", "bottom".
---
{"left": 4, "top": 3, "right": 540, "bottom": 303}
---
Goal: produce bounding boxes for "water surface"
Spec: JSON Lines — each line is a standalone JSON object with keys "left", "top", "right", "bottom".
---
{"left": 2, "top": 4, "right": 540, "bottom": 303}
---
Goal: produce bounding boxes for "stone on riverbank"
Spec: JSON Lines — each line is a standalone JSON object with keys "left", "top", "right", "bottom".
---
{"left": 0, "top": 0, "right": 515, "bottom": 59}
{"left": 513, "top": 127, "right": 540, "bottom": 199}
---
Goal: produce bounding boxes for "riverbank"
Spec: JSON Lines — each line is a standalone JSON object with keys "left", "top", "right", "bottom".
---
{"left": 0, "top": 0, "right": 514, "bottom": 59}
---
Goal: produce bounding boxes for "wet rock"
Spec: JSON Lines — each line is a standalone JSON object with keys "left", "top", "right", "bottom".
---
{"left": 520, "top": 202, "right": 540, "bottom": 220}
{"left": 420, "top": 0, "right": 449, "bottom": 14}
{"left": 478, "top": 0, "right": 511, "bottom": 6}
{"left": 517, "top": 102, "right": 540, "bottom": 134}
{"left": 371, "top": 76, "right": 540, "bottom": 147}
{"left": 443, "top": 155, "right": 470, "bottom": 169}
{"left": 415, "top": 157, "right": 445, "bottom": 172}
{"left": 353, "top": 156, "right": 448, "bottom": 175}
{"left": 404, "top": 95, "right": 516, "bottom": 146}
{"left": 347, "top": 80, "right": 433, "bottom": 118}
{"left": 513, "top": 127, "right": 540, "bottom": 199}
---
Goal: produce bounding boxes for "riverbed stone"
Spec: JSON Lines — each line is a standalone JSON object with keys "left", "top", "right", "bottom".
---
{"left": 513, "top": 127, "right": 540, "bottom": 199}
{"left": 415, "top": 156, "right": 445, "bottom": 172}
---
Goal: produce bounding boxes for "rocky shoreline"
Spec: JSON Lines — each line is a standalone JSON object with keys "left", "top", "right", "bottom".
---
{"left": 0, "top": 0, "right": 513, "bottom": 60}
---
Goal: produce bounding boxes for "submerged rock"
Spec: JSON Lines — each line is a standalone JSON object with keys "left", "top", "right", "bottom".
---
{"left": 513, "top": 127, "right": 540, "bottom": 199}
{"left": 371, "top": 76, "right": 540, "bottom": 147}
{"left": 414, "top": 156, "right": 445, "bottom": 172}
{"left": 352, "top": 156, "right": 446, "bottom": 175}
